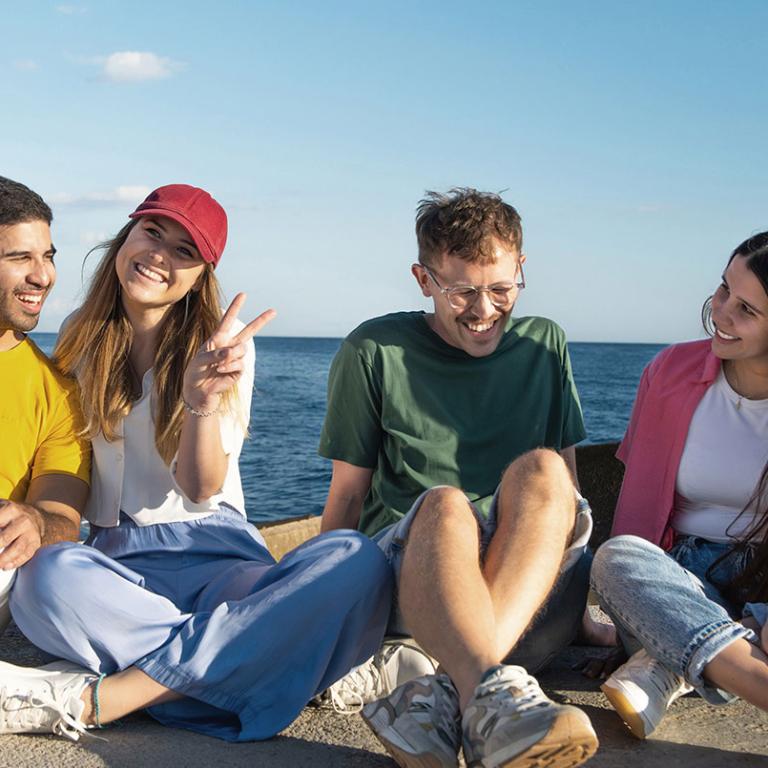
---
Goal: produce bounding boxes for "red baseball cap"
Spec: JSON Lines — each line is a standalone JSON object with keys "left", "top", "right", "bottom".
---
{"left": 129, "top": 184, "right": 227, "bottom": 267}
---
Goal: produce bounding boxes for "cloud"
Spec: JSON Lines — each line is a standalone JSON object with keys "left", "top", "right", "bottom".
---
{"left": 100, "top": 51, "right": 183, "bottom": 82}
{"left": 13, "top": 59, "right": 39, "bottom": 71}
{"left": 50, "top": 185, "right": 151, "bottom": 208}
{"left": 56, "top": 5, "right": 87, "bottom": 14}
{"left": 79, "top": 230, "right": 110, "bottom": 245}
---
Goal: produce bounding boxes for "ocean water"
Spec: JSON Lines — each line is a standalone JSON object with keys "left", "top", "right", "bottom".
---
{"left": 31, "top": 333, "right": 666, "bottom": 524}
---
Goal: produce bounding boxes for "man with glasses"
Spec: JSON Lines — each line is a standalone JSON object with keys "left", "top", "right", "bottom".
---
{"left": 319, "top": 188, "right": 598, "bottom": 768}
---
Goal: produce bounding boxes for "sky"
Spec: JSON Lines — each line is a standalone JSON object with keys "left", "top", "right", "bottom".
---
{"left": 3, "top": 1, "right": 768, "bottom": 343}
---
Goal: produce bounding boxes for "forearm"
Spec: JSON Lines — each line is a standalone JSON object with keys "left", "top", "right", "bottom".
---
{"left": 174, "top": 411, "right": 228, "bottom": 503}
{"left": 321, "top": 493, "right": 364, "bottom": 532}
{"left": 38, "top": 508, "right": 80, "bottom": 545}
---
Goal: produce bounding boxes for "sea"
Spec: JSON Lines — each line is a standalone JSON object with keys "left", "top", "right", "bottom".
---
{"left": 31, "top": 333, "right": 666, "bottom": 525}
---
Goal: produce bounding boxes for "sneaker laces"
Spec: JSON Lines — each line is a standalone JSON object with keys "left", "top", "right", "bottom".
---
{"left": 479, "top": 668, "right": 551, "bottom": 715}
{"left": 328, "top": 661, "right": 383, "bottom": 714}
{"left": 0, "top": 684, "right": 90, "bottom": 742}
{"left": 643, "top": 657, "right": 688, "bottom": 701}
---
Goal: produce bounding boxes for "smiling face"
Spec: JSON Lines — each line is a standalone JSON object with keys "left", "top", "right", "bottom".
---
{"left": 710, "top": 255, "right": 768, "bottom": 365}
{"left": 0, "top": 220, "right": 56, "bottom": 350}
{"left": 114, "top": 216, "right": 207, "bottom": 322}
{"left": 413, "top": 241, "right": 525, "bottom": 357}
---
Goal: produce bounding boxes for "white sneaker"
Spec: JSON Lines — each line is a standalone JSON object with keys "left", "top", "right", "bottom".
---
{"left": 601, "top": 649, "right": 693, "bottom": 739}
{"left": 462, "top": 665, "right": 598, "bottom": 768}
{"left": 326, "top": 638, "right": 438, "bottom": 713}
{"left": 0, "top": 660, "right": 97, "bottom": 741}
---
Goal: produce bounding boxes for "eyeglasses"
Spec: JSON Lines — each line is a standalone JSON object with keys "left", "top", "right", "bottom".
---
{"left": 422, "top": 264, "right": 525, "bottom": 310}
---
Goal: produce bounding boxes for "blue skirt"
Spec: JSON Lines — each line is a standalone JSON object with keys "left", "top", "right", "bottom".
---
{"left": 11, "top": 507, "right": 392, "bottom": 741}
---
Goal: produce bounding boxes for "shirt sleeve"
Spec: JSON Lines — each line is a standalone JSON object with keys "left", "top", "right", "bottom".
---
{"left": 559, "top": 340, "right": 587, "bottom": 449}
{"left": 616, "top": 358, "right": 653, "bottom": 465}
{"left": 31, "top": 381, "right": 91, "bottom": 486}
{"left": 318, "top": 338, "right": 382, "bottom": 468}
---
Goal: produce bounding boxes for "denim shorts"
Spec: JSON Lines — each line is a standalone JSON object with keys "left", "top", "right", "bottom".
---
{"left": 373, "top": 485, "right": 594, "bottom": 673}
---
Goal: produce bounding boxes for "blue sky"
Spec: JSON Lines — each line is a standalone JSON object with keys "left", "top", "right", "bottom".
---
{"left": 4, "top": 1, "right": 767, "bottom": 342}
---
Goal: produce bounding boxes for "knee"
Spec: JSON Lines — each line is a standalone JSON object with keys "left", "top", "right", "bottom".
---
{"left": 591, "top": 535, "right": 656, "bottom": 593}
{"left": 322, "top": 531, "right": 393, "bottom": 595}
{"left": 412, "top": 487, "right": 477, "bottom": 535}
{"left": 505, "top": 448, "right": 569, "bottom": 484}
{"left": 13, "top": 542, "right": 86, "bottom": 610}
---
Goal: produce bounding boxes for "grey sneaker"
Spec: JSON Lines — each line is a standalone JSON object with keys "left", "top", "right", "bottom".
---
{"left": 462, "top": 665, "right": 598, "bottom": 768}
{"left": 325, "top": 639, "right": 438, "bottom": 714}
{"left": 0, "top": 660, "right": 97, "bottom": 741}
{"left": 601, "top": 648, "right": 693, "bottom": 739}
{"left": 362, "top": 673, "right": 461, "bottom": 768}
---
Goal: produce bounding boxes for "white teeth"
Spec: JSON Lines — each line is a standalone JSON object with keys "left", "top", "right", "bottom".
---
{"left": 135, "top": 263, "right": 164, "bottom": 283}
{"left": 465, "top": 321, "right": 495, "bottom": 332}
{"left": 716, "top": 328, "right": 738, "bottom": 341}
{"left": 16, "top": 293, "right": 42, "bottom": 305}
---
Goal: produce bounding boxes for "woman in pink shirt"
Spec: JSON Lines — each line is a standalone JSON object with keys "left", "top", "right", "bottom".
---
{"left": 591, "top": 232, "right": 768, "bottom": 739}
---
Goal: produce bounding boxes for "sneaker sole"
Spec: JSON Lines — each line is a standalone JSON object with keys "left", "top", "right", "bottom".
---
{"left": 467, "top": 707, "right": 599, "bottom": 768}
{"left": 361, "top": 705, "right": 459, "bottom": 768}
{"left": 600, "top": 681, "right": 647, "bottom": 739}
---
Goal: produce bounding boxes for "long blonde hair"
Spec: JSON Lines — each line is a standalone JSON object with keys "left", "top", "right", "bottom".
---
{"left": 55, "top": 221, "right": 230, "bottom": 464}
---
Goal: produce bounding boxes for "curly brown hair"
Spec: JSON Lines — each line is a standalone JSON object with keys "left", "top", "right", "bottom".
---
{"left": 415, "top": 188, "right": 522, "bottom": 268}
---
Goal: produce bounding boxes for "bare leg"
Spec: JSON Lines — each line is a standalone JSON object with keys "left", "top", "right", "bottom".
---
{"left": 398, "top": 486, "right": 499, "bottom": 709}
{"left": 704, "top": 638, "right": 768, "bottom": 711}
{"left": 398, "top": 449, "right": 577, "bottom": 710}
{"left": 79, "top": 667, "right": 183, "bottom": 726}
{"left": 484, "top": 449, "right": 577, "bottom": 658}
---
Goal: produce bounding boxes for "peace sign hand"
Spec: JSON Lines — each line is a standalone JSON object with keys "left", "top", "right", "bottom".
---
{"left": 182, "top": 292, "right": 276, "bottom": 414}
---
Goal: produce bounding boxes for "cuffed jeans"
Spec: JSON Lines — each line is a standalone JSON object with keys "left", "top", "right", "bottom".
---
{"left": 591, "top": 535, "right": 761, "bottom": 704}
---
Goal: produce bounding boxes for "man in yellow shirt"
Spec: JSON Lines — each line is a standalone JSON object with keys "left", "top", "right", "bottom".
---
{"left": 0, "top": 176, "right": 90, "bottom": 632}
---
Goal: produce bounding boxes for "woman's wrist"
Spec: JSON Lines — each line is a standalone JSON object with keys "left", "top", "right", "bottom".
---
{"left": 182, "top": 392, "right": 221, "bottom": 417}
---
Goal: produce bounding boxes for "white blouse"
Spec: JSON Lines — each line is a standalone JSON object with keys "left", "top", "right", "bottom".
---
{"left": 84, "top": 326, "right": 254, "bottom": 527}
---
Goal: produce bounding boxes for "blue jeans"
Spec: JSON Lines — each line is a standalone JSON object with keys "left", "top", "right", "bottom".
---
{"left": 374, "top": 487, "right": 594, "bottom": 674}
{"left": 591, "top": 535, "right": 762, "bottom": 704}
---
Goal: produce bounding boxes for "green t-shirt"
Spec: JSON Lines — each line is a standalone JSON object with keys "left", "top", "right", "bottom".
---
{"left": 319, "top": 311, "right": 586, "bottom": 537}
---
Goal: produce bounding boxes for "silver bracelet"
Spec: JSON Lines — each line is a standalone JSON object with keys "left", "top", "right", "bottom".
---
{"left": 182, "top": 395, "right": 220, "bottom": 417}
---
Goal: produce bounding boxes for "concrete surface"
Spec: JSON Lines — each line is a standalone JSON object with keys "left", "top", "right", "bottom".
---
{"left": 1, "top": 617, "right": 766, "bottom": 767}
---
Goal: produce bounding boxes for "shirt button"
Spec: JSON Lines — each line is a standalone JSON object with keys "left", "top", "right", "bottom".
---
{"left": 116, "top": 453, "right": 123, "bottom": 460}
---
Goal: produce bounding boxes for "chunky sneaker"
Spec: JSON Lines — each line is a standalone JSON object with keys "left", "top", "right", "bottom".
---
{"left": 362, "top": 673, "right": 461, "bottom": 768}
{"left": 325, "top": 639, "right": 438, "bottom": 714}
{"left": 0, "top": 660, "right": 97, "bottom": 741}
{"left": 601, "top": 648, "right": 693, "bottom": 739}
{"left": 462, "top": 665, "right": 598, "bottom": 768}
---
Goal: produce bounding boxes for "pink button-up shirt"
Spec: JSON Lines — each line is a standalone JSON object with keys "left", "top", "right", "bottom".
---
{"left": 611, "top": 339, "right": 721, "bottom": 549}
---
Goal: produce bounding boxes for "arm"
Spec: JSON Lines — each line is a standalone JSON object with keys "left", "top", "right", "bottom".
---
{"left": 0, "top": 473, "right": 87, "bottom": 570}
{"left": 175, "top": 293, "right": 275, "bottom": 502}
{"left": 558, "top": 445, "right": 580, "bottom": 491}
{"left": 321, "top": 460, "right": 374, "bottom": 532}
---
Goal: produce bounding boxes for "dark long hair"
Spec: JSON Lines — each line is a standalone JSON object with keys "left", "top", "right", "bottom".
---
{"left": 705, "top": 232, "right": 768, "bottom": 604}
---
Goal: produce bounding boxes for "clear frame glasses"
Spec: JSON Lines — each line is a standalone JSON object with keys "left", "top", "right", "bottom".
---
{"left": 422, "top": 263, "right": 525, "bottom": 310}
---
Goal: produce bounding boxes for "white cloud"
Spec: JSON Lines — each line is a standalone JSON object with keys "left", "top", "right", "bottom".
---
{"left": 50, "top": 185, "right": 151, "bottom": 208}
{"left": 101, "top": 51, "right": 182, "bottom": 82}
{"left": 56, "top": 5, "right": 87, "bottom": 14}
{"left": 79, "top": 230, "right": 110, "bottom": 245}
{"left": 13, "top": 59, "right": 38, "bottom": 71}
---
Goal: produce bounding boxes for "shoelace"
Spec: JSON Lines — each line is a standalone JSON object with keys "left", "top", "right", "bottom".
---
{"left": 0, "top": 685, "right": 90, "bottom": 742}
{"left": 481, "top": 673, "right": 550, "bottom": 715}
{"left": 329, "top": 661, "right": 383, "bottom": 714}
{"left": 643, "top": 658, "right": 685, "bottom": 700}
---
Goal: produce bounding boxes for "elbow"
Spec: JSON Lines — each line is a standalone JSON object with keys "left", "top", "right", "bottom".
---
{"left": 177, "top": 479, "right": 222, "bottom": 504}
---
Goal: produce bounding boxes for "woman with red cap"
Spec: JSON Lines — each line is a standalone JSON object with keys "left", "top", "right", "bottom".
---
{"left": 1, "top": 184, "right": 392, "bottom": 742}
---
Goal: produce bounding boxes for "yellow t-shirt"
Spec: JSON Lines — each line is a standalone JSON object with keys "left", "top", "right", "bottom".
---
{"left": 0, "top": 338, "right": 91, "bottom": 502}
